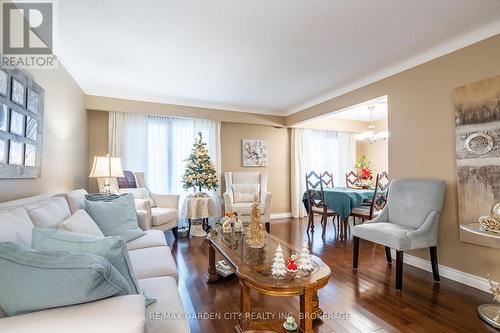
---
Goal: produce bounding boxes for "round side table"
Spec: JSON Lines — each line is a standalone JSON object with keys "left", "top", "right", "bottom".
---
{"left": 181, "top": 196, "right": 217, "bottom": 237}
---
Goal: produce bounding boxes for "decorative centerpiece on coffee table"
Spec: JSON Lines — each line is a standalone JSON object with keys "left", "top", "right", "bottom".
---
{"left": 245, "top": 197, "right": 266, "bottom": 248}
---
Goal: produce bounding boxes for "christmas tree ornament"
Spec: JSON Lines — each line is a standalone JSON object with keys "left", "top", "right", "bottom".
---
{"left": 283, "top": 315, "right": 298, "bottom": 331}
{"left": 297, "top": 244, "right": 314, "bottom": 272}
{"left": 182, "top": 132, "right": 218, "bottom": 194}
{"left": 271, "top": 244, "right": 287, "bottom": 278}
{"left": 233, "top": 214, "right": 243, "bottom": 233}
{"left": 286, "top": 254, "right": 298, "bottom": 273}
{"left": 245, "top": 197, "right": 265, "bottom": 248}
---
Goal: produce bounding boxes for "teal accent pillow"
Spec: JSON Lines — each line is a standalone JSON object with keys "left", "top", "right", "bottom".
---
{"left": 85, "top": 193, "right": 145, "bottom": 242}
{"left": 31, "top": 228, "right": 155, "bottom": 306}
{"left": 0, "top": 242, "right": 131, "bottom": 316}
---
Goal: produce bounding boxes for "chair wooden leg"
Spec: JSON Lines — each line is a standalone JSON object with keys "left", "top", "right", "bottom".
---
{"left": 308, "top": 213, "right": 314, "bottom": 232}
{"left": 396, "top": 250, "right": 404, "bottom": 290}
{"left": 385, "top": 246, "right": 392, "bottom": 263}
{"left": 352, "top": 216, "right": 356, "bottom": 226}
{"left": 172, "top": 227, "right": 178, "bottom": 239}
{"left": 265, "top": 222, "right": 270, "bottom": 233}
{"left": 321, "top": 214, "right": 327, "bottom": 238}
{"left": 430, "top": 246, "right": 440, "bottom": 281}
{"left": 353, "top": 236, "right": 359, "bottom": 270}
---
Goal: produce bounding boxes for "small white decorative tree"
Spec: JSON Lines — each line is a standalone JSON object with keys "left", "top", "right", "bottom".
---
{"left": 271, "top": 244, "right": 287, "bottom": 278}
{"left": 297, "top": 244, "right": 314, "bottom": 272}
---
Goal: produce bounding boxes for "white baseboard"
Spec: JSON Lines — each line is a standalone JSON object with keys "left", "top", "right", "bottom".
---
{"left": 271, "top": 212, "right": 292, "bottom": 219}
{"left": 390, "top": 250, "right": 492, "bottom": 292}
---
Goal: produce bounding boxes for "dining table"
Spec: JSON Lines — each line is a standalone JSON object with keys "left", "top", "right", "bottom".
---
{"left": 302, "top": 187, "right": 375, "bottom": 239}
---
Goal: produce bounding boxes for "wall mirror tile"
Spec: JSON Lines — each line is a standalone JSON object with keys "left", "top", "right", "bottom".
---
{"left": 0, "top": 70, "right": 7, "bottom": 97}
{"left": 0, "top": 138, "right": 6, "bottom": 164}
{"left": 0, "top": 103, "right": 7, "bottom": 132}
{"left": 11, "top": 78, "right": 25, "bottom": 107}
{"left": 0, "top": 66, "right": 44, "bottom": 179}
{"left": 26, "top": 116, "right": 37, "bottom": 141}
{"left": 10, "top": 110, "right": 24, "bottom": 136}
{"left": 8, "top": 141, "right": 24, "bottom": 166}
{"left": 24, "top": 143, "right": 36, "bottom": 167}
{"left": 27, "top": 89, "right": 39, "bottom": 114}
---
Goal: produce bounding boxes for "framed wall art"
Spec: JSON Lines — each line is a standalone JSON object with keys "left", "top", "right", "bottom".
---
{"left": 0, "top": 66, "right": 44, "bottom": 179}
{"left": 242, "top": 139, "right": 268, "bottom": 167}
{"left": 453, "top": 74, "right": 500, "bottom": 249}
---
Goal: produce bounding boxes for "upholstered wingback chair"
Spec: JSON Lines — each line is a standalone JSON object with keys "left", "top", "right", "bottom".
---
{"left": 98, "top": 171, "right": 180, "bottom": 238}
{"left": 223, "top": 172, "right": 272, "bottom": 231}
{"left": 352, "top": 179, "right": 446, "bottom": 290}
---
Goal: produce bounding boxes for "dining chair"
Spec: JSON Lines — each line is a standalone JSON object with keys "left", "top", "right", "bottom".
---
{"left": 352, "top": 179, "right": 446, "bottom": 290}
{"left": 378, "top": 171, "right": 390, "bottom": 191}
{"left": 350, "top": 174, "right": 385, "bottom": 225}
{"left": 321, "top": 171, "right": 334, "bottom": 188}
{"left": 305, "top": 171, "right": 336, "bottom": 237}
{"left": 345, "top": 170, "right": 359, "bottom": 188}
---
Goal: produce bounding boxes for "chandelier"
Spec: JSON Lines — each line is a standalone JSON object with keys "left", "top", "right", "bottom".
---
{"left": 354, "top": 106, "right": 389, "bottom": 144}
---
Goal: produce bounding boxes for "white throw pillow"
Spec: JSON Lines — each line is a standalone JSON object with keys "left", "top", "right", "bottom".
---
{"left": 58, "top": 209, "right": 105, "bottom": 237}
{"left": 233, "top": 184, "right": 260, "bottom": 203}
{"left": 24, "top": 197, "right": 71, "bottom": 228}
{"left": 0, "top": 206, "right": 34, "bottom": 246}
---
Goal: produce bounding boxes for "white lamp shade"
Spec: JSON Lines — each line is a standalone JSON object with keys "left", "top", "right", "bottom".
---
{"left": 89, "top": 155, "right": 125, "bottom": 178}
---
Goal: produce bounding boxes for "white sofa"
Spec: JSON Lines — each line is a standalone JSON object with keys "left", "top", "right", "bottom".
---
{"left": 0, "top": 189, "right": 190, "bottom": 333}
{"left": 223, "top": 172, "right": 272, "bottom": 231}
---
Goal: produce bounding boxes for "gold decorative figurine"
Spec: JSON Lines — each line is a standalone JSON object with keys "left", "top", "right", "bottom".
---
{"left": 245, "top": 196, "right": 266, "bottom": 248}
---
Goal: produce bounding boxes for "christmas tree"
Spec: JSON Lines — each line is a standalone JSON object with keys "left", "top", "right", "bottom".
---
{"left": 245, "top": 196, "right": 266, "bottom": 248}
{"left": 271, "top": 244, "right": 287, "bottom": 278}
{"left": 297, "top": 244, "right": 314, "bottom": 272}
{"left": 182, "top": 132, "right": 218, "bottom": 193}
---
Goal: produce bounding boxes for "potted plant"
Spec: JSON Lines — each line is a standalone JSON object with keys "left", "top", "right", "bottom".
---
{"left": 355, "top": 155, "right": 373, "bottom": 189}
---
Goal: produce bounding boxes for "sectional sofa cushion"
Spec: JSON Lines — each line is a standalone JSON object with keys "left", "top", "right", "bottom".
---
{"left": 58, "top": 209, "right": 105, "bottom": 237}
{"left": 128, "top": 246, "right": 178, "bottom": 283}
{"left": 57, "top": 189, "right": 88, "bottom": 214}
{"left": 139, "top": 277, "right": 190, "bottom": 333}
{"left": 126, "top": 230, "right": 167, "bottom": 251}
{"left": 0, "top": 242, "right": 131, "bottom": 316}
{"left": 24, "top": 197, "right": 71, "bottom": 228}
{"left": 85, "top": 193, "right": 145, "bottom": 242}
{"left": 0, "top": 206, "right": 33, "bottom": 246}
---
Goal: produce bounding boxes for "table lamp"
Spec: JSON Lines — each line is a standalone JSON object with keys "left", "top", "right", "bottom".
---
{"left": 89, "top": 154, "right": 125, "bottom": 194}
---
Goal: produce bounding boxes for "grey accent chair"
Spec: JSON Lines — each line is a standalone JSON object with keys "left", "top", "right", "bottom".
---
{"left": 352, "top": 179, "right": 446, "bottom": 290}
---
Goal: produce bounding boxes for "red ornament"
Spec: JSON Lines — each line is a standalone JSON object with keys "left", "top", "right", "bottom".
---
{"left": 286, "top": 255, "right": 298, "bottom": 272}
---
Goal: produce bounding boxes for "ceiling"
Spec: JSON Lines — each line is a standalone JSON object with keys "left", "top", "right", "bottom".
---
{"left": 55, "top": 0, "right": 500, "bottom": 116}
{"left": 329, "top": 96, "right": 387, "bottom": 122}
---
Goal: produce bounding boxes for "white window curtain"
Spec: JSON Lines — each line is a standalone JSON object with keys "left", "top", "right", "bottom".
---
{"left": 109, "top": 112, "right": 222, "bottom": 216}
{"left": 290, "top": 128, "right": 356, "bottom": 218}
{"left": 109, "top": 112, "right": 148, "bottom": 173}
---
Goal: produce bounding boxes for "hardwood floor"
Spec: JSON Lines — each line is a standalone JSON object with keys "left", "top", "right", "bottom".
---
{"left": 165, "top": 217, "right": 496, "bottom": 333}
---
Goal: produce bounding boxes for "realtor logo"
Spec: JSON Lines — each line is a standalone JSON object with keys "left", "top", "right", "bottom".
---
{"left": 1, "top": 1, "right": 57, "bottom": 68}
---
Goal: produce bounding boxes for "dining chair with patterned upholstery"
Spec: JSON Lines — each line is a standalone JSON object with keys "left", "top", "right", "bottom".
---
{"left": 352, "top": 179, "right": 446, "bottom": 290}
{"left": 350, "top": 174, "right": 385, "bottom": 225}
{"left": 305, "top": 171, "right": 336, "bottom": 237}
{"left": 345, "top": 170, "right": 359, "bottom": 188}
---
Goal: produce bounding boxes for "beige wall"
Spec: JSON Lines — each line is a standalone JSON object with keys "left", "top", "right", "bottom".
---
{"left": 286, "top": 34, "right": 500, "bottom": 278}
{"left": 293, "top": 116, "right": 370, "bottom": 133}
{"left": 87, "top": 110, "right": 109, "bottom": 193}
{"left": 220, "top": 122, "right": 291, "bottom": 214}
{"left": 356, "top": 119, "right": 389, "bottom": 175}
{"left": 0, "top": 65, "right": 86, "bottom": 202}
{"left": 87, "top": 113, "right": 292, "bottom": 213}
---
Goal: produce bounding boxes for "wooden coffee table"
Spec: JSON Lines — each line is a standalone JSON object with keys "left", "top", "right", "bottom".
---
{"left": 206, "top": 231, "right": 331, "bottom": 333}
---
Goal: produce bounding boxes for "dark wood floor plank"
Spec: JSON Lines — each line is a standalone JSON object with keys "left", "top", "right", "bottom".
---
{"left": 165, "top": 217, "right": 495, "bottom": 333}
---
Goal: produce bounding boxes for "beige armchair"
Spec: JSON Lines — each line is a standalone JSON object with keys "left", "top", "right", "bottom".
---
{"left": 223, "top": 172, "right": 272, "bottom": 232}
{"left": 98, "top": 171, "right": 180, "bottom": 238}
